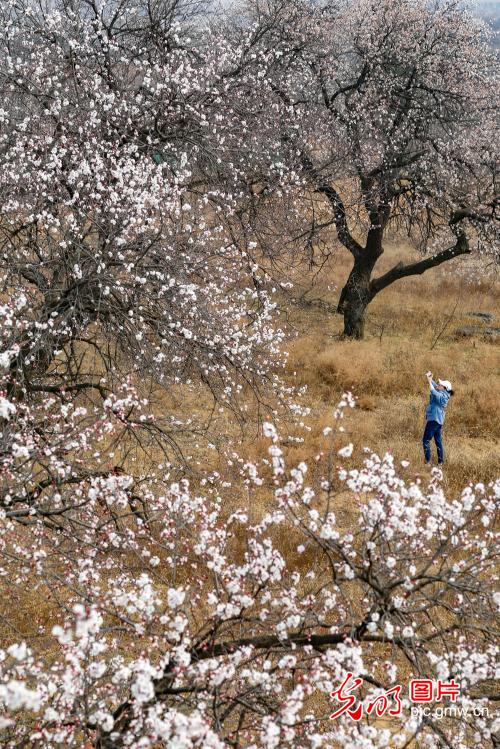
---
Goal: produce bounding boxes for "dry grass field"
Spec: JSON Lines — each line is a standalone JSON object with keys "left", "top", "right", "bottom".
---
{"left": 146, "top": 239, "right": 499, "bottom": 573}
{"left": 274, "top": 240, "right": 500, "bottom": 496}
{"left": 124, "top": 237, "right": 499, "bottom": 523}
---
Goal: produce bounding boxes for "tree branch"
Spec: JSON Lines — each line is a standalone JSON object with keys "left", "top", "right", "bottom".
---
{"left": 190, "top": 630, "right": 347, "bottom": 661}
{"left": 370, "top": 232, "right": 470, "bottom": 297}
{"left": 316, "top": 183, "right": 364, "bottom": 258}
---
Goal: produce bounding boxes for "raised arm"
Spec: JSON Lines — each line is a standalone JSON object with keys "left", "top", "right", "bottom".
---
{"left": 426, "top": 371, "right": 447, "bottom": 400}
{"left": 426, "top": 372, "right": 448, "bottom": 405}
{"left": 426, "top": 371, "right": 435, "bottom": 390}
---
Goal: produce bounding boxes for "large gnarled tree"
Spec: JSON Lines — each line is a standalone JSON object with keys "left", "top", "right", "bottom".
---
{"left": 247, "top": 0, "right": 499, "bottom": 337}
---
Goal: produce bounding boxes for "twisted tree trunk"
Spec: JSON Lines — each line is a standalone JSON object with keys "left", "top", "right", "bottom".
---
{"left": 337, "top": 260, "right": 373, "bottom": 339}
{"left": 335, "top": 205, "right": 384, "bottom": 339}
{"left": 319, "top": 181, "right": 472, "bottom": 339}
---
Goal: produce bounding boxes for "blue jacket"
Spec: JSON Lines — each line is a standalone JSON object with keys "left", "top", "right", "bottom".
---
{"left": 426, "top": 381, "right": 450, "bottom": 425}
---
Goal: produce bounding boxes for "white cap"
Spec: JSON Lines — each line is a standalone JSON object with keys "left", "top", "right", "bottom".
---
{"left": 438, "top": 379, "right": 452, "bottom": 391}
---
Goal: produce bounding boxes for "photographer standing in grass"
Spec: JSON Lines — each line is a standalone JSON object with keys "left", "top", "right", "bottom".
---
{"left": 423, "top": 372, "right": 454, "bottom": 465}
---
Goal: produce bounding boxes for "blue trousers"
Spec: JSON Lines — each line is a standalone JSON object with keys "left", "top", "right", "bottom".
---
{"left": 423, "top": 420, "right": 444, "bottom": 464}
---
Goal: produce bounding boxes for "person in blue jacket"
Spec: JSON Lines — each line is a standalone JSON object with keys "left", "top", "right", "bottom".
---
{"left": 423, "top": 371, "right": 454, "bottom": 465}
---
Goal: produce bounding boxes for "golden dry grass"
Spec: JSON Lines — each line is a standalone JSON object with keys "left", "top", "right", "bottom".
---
{"left": 278, "top": 239, "right": 500, "bottom": 494}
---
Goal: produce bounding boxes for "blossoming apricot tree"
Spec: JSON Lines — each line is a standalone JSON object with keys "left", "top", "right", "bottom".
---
{"left": 0, "top": 0, "right": 284, "bottom": 422}
{"left": 0, "top": 1, "right": 498, "bottom": 748}
{"left": 242, "top": 0, "right": 500, "bottom": 337}
{"left": 0, "top": 0, "right": 290, "bottom": 527}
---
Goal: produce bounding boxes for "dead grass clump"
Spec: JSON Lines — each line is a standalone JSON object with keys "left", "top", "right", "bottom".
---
{"left": 314, "top": 344, "right": 385, "bottom": 394}
{"left": 357, "top": 394, "right": 378, "bottom": 411}
{"left": 452, "top": 387, "right": 500, "bottom": 438}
